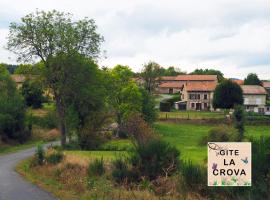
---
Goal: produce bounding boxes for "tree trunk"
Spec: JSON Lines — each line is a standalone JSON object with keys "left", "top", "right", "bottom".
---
{"left": 55, "top": 95, "right": 66, "bottom": 147}
{"left": 60, "top": 119, "right": 66, "bottom": 146}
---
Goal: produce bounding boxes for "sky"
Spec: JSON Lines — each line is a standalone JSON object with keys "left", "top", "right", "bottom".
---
{"left": 1, "top": 0, "right": 270, "bottom": 79}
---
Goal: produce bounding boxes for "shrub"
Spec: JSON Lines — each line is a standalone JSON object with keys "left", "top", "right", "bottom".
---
{"left": 46, "top": 150, "right": 63, "bottom": 164}
{"left": 130, "top": 139, "right": 180, "bottom": 180}
{"left": 21, "top": 79, "right": 43, "bottom": 108}
{"left": 32, "top": 110, "right": 58, "bottom": 129}
{"left": 233, "top": 104, "right": 245, "bottom": 140}
{"left": 180, "top": 160, "right": 207, "bottom": 189}
{"left": 88, "top": 158, "right": 105, "bottom": 177}
{"left": 165, "top": 95, "right": 180, "bottom": 107}
{"left": 35, "top": 144, "right": 45, "bottom": 165}
{"left": 159, "top": 101, "right": 171, "bottom": 112}
{"left": 200, "top": 126, "right": 238, "bottom": 145}
{"left": 111, "top": 157, "right": 133, "bottom": 184}
{"left": 140, "top": 88, "right": 157, "bottom": 124}
{"left": 0, "top": 74, "right": 30, "bottom": 143}
{"left": 123, "top": 113, "right": 154, "bottom": 147}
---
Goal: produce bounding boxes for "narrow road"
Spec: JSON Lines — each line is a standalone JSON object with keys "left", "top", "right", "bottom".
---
{"left": 0, "top": 145, "right": 56, "bottom": 200}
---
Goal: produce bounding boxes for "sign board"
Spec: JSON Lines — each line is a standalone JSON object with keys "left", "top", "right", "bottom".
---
{"left": 208, "top": 142, "right": 251, "bottom": 186}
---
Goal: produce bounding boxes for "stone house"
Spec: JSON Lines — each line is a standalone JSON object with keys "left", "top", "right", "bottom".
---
{"left": 176, "top": 81, "right": 217, "bottom": 110}
{"left": 157, "top": 75, "right": 218, "bottom": 94}
{"left": 241, "top": 85, "right": 268, "bottom": 113}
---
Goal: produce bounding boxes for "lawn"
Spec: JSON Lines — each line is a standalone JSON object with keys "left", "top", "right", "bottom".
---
{"left": 154, "top": 122, "right": 270, "bottom": 165}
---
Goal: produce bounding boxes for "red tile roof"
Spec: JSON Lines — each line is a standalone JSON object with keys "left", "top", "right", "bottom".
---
{"left": 184, "top": 81, "right": 217, "bottom": 91}
{"left": 241, "top": 85, "right": 267, "bottom": 95}
{"left": 175, "top": 75, "right": 217, "bottom": 81}
{"left": 263, "top": 81, "right": 270, "bottom": 88}
{"left": 10, "top": 74, "right": 26, "bottom": 83}
{"left": 158, "top": 82, "right": 182, "bottom": 88}
{"left": 160, "top": 76, "right": 178, "bottom": 81}
{"left": 232, "top": 79, "right": 244, "bottom": 85}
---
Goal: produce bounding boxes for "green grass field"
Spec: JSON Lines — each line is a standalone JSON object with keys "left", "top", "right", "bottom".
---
{"left": 159, "top": 110, "right": 225, "bottom": 119}
{"left": 64, "top": 122, "right": 270, "bottom": 165}
{"left": 154, "top": 122, "right": 270, "bottom": 165}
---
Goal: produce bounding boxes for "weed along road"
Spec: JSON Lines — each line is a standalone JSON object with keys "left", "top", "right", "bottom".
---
{"left": 0, "top": 146, "right": 56, "bottom": 200}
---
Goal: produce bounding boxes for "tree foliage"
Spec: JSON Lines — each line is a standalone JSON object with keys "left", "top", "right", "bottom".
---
{"left": 21, "top": 79, "right": 43, "bottom": 108}
{"left": 140, "top": 88, "right": 157, "bottom": 124}
{"left": 0, "top": 73, "right": 30, "bottom": 142}
{"left": 244, "top": 73, "right": 262, "bottom": 86}
{"left": 233, "top": 104, "right": 245, "bottom": 140}
{"left": 141, "top": 61, "right": 161, "bottom": 93}
{"left": 190, "top": 68, "right": 224, "bottom": 82}
{"left": 213, "top": 80, "right": 243, "bottom": 109}
{"left": 15, "top": 63, "right": 44, "bottom": 75}
{"left": 107, "top": 65, "right": 142, "bottom": 131}
{"left": 7, "top": 10, "right": 104, "bottom": 146}
{"left": 159, "top": 66, "right": 186, "bottom": 76}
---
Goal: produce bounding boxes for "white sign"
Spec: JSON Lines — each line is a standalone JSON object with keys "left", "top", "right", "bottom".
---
{"left": 208, "top": 142, "right": 251, "bottom": 186}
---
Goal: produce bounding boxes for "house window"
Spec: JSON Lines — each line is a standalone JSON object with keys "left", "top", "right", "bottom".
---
{"left": 256, "top": 98, "right": 262, "bottom": 105}
{"left": 204, "top": 94, "right": 207, "bottom": 100}
{"left": 244, "top": 98, "right": 249, "bottom": 104}
{"left": 191, "top": 103, "right": 195, "bottom": 108}
{"left": 189, "top": 93, "right": 200, "bottom": 100}
{"left": 189, "top": 94, "right": 195, "bottom": 100}
{"left": 267, "top": 107, "right": 270, "bottom": 111}
{"left": 204, "top": 103, "right": 208, "bottom": 109}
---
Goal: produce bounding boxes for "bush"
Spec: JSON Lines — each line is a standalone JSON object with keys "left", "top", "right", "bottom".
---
{"left": 32, "top": 110, "right": 58, "bottom": 129}
{"left": 159, "top": 101, "right": 171, "bottom": 112}
{"left": 21, "top": 79, "right": 43, "bottom": 108}
{"left": 46, "top": 150, "right": 63, "bottom": 164}
{"left": 200, "top": 126, "right": 239, "bottom": 145}
{"left": 0, "top": 74, "right": 30, "bottom": 143}
{"left": 233, "top": 104, "right": 245, "bottom": 140}
{"left": 130, "top": 139, "right": 180, "bottom": 180}
{"left": 88, "top": 158, "right": 105, "bottom": 177}
{"left": 140, "top": 88, "right": 157, "bottom": 124}
{"left": 35, "top": 144, "right": 45, "bottom": 165}
{"left": 123, "top": 113, "right": 154, "bottom": 147}
{"left": 111, "top": 157, "right": 133, "bottom": 184}
{"left": 165, "top": 95, "right": 180, "bottom": 107}
{"left": 180, "top": 160, "right": 207, "bottom": 189}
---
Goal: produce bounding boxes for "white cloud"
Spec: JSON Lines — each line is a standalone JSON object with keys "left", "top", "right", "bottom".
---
{"left": 1, "top": 0, "right": 270, "bottom": 79}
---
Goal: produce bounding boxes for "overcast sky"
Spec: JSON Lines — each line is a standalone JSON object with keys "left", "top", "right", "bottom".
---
{"left": 1, "top": 0, "right": 270, "bottom": 79}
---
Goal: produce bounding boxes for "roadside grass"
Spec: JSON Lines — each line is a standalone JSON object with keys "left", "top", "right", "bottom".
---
{"left": 159, "top": 110, "right": 225, "bottom": 120}
{"left": 65, "top": 150, "right": 127, "bottom": 161}
{"left": 154, "top": 121, "right": 270, "bottom": 165}
{"left": 16, "top": 153, "right": 175, "bottom": 200}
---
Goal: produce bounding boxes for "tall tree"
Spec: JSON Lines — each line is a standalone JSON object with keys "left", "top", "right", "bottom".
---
{"left": 7, "top": 10, "right": 104, "bottom": 146}
{"left": 0, "top": 73, "right": 29, "bottom": 143}
{"left": 213, "top": 80, "right": 243, "bottom": 109}
{"left": 190, "top": 68, "right": 224, "bottom": 82}
{"left": 107, "top": 65, "right": 142, "bottom": 134}
{"left": 244, "top": 73, "right": 262, "bottom": 86}
{"left": 141, "top": 61, "right": 161, "bottom": 93}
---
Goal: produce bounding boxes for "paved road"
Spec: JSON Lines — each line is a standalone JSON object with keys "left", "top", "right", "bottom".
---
{"left": 0, "top": 145, "right": 57, "bottom": 200}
